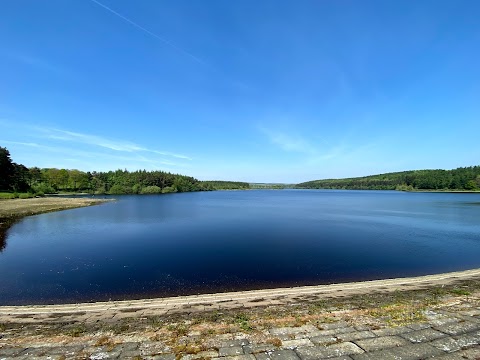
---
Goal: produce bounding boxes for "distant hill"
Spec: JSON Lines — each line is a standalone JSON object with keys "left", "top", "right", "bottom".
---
{"left": 201, "top": 181, "right": 250, "bottom": 190}
{"left": 295, "top": 166, "right": 480, "bottom": 191}
{"left": 250, "top": 183, "right": 291, "bottom": 189}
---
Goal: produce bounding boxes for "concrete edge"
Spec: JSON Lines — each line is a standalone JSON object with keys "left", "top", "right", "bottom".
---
{"left": 1, "top": 268, "right": 480, "bottom": 315}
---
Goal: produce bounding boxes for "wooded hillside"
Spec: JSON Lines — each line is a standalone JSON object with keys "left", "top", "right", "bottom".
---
{"left": 296, "top": 166, "right": 480, "bottom": 191}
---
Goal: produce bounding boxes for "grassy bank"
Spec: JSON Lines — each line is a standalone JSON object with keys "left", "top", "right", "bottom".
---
{"left": 0, "top": 192, "right": 38, "bottom": 200}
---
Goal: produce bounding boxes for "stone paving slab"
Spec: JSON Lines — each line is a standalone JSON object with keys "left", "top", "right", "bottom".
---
{"left": 244, "top": 344, "right": 278, "bottom": 354}
{"left": 153, "top": 355, "right": 176, "bottom": 360}
{"left": 353, "top": 335, "right": 410, "bottom": 352}
{"left": 371, "top": 326, "right": 412, "bottom": 337}
{"left": 296, "top": 342, "right": 364, "bottom": 359}
{"left": 318, "top": 322, "right": 350, "bottom": 330}
{"left": 400, "top": 328, "right": 447, "bottom": 343}
{"left": 268, "top": 349, "right": 300, "bottom": 360}
{"left": 315, "top": 327, "right": 356, "bottom": 337}
{"left": 427, "top": 346, "right": 480, "bottom": 359}
{"left": 219, "top": 346, "right": 245, "bottom": 356}
{"left": 269, "top": 325, "right": 319, "bottom": 338}
{"left": 213, "top": 355, "right": 256, "bottom": 360}
{"left": 309, "top": 335, "right": 338, "bottom": 346}
{"left": 433, "top": 321, "right": 480, "bottom": 336}
{"left": 430, "top": 331, "right": 480, "bottom": 353}
{"left": 350, "top": 343, "right": 445, "bottom": 360}
{"left": 222, "top": 339, "right": 250, "bottom": 347}
{"left": 337, "top": 331, "right": 376, "bottom": 342}
{"left": 454, "top": 347, "right": 480, "bottom": 358}
{"left": 0, "top": 321, "right": 479, "bottom": 360}
{"left": 282, "top": 338, "right": 315, "bottom": 348}
{"left": 405, "top": 322, "right": 431, "bottom": 331}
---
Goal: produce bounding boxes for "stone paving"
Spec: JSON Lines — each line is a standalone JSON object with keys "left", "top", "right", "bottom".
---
{"left": 1, "top": 306, "right": 479, "bottom": 359}
{"left": 1, "top": 269, "right": 480, "bottom": 359}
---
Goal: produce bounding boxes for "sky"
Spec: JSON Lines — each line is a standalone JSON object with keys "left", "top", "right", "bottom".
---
{"left": 1, "top": 0, "right": 479, "bottom": 183}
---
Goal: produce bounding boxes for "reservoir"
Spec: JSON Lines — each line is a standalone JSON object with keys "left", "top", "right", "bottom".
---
{"left": 1, "top": 190, "right": 479, "bottom": 305}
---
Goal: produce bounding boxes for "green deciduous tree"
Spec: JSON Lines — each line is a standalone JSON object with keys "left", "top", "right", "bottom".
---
{"left": 465, "top": 180, "right": 478, "bottom": 190}
{"left": 69, "top": 170, "right": 89, "bottom": 191}
{"left": 140, "top": 185, "right": 162, "bottom": 194}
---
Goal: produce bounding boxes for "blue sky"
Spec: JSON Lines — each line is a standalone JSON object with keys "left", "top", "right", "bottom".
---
{"left": 1, "top": 0, "right": 479, "bottom": 183}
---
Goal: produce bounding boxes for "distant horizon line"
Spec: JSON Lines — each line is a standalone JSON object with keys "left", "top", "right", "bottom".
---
{"left": 20, "top": 163, "right": 480, "bottom": 186}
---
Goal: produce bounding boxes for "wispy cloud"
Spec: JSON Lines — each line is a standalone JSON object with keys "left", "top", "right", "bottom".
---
{"left": 146, "top": 150, "right": 191, "bottom": 160}
{"left": 1, "top": 139, "right": 188, "bottom": 172}
{"left": 88, "top": 0, "right": 253, "bottom": 91}
{"left": 259, "top": 127, "right": 316, "bottom": 154}
{"left": 35, "top": 127, "right": 192, "bottom": 160}
{"left": 0, "top": 119, "right": 193, "bottom": 172}
{"left": 89, "top": 0, "right": 205, "bottom": 65}
{"left": 4, "top": 52, "right": 70, "bottom": 77}
{"left": 259, "top": 125, "right": 379, "bottom": 167}
{"left": 0, "top": 140, "right": 44, "bottom": 148}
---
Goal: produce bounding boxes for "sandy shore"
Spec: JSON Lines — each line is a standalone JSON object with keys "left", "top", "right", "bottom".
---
{"left": 0, "top": 196, "right": 113, "bottom": 224}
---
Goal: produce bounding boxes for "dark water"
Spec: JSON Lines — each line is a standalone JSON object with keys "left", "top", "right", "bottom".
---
{"left": 1, "top": 190, "right": 480, "bottom": 305}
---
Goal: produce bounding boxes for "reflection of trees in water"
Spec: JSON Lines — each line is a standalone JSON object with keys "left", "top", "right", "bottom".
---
{"left": 0, "top": 231, "right": 7, "bottom": 253}
{"left": 0, "top": 220, "right": 14, "bottom": 253}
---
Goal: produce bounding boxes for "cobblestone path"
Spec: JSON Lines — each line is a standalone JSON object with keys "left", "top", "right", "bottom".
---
{"left": 1, "top": 306, "right": 479, "bottom": 359}
{"left": 1, "top": 270, "right": 480, "bottom": 359}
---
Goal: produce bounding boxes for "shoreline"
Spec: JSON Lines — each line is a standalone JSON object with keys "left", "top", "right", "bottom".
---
{"left": 2, "top": 267, "right": 480, "bottom": 314}
{"left": 0, "top": 197, "right": 114, "bottom": 252}
{"left": 404, "top": 189, "right": 480, "bottom": 193}
{"left": 295, "top": 188, "right": 480, "bottom": 193}
{"left": 2, "top": 265, "right": 479, "bottom": 359}
{"left": 0, "top": 196, "right": 113, "bottom": 225}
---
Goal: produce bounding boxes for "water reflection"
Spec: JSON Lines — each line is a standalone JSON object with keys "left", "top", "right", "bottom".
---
{"left": 0, "top": 220, "right": 13, "bottom": 253}
{"left": 0, "top": 235, "right": 5, "bottom": 252}
{"left": 1, "top": 191, "right": 480, "bottom": 305}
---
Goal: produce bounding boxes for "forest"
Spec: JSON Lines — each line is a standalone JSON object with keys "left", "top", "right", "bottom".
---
{"left": 296, "top": 166, "right": 480, "bottom": 191}
{"left": 3, "top": 145, "right": 480, "bottom": 195}
{"left": 0, "top": 146, "right": 250, "bottom": 195}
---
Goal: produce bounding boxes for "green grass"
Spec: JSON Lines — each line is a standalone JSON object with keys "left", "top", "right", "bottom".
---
{"left": 0, "top": 193, "right": 17, "bottom": 199}
{"left": 450, "top": 288, "right": 471, "bottom": 296}
{"left": 64, "top": 324, "right": 87, "bottom": 337}
{"left": 166, "top": 323, "right": 189, "bottom": 336}
{"left": 0, "top": 192, "right": 36, "bottom": 199}
{"left": 367, "top": 303, "right": 428, "bottom": 326}
{"left": 109, "top": 321, "right": 131, "bottom": 334}
{"left": 234, "top": 313, "right": 253, "bottom": 332}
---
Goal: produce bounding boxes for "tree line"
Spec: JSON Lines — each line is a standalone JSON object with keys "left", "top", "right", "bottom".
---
{"left": 201, "top": 181, "right": 250, "bottom": 190}
{"left": 296, "top": 166, "right": 480, "bottom": 191}
{"left": 0, "top": 147, "right": 30, "bottom": 193}
{"left": 0, "top": 146, "right": 250, "bottom": 195}
{"left": 3, "top": 145, "right": 480, "bottom": 194}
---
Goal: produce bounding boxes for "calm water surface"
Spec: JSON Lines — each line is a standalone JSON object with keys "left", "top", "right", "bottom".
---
{"left": 1, "top": 190, "right": 480, "bottom": 305}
